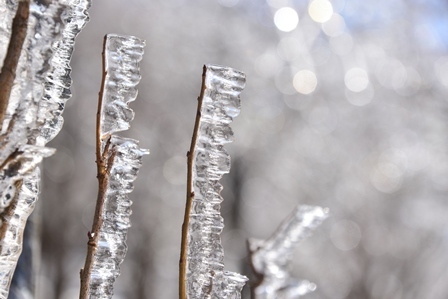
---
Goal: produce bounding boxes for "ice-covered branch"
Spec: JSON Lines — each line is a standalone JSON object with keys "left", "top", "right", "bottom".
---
{"left": 179, "top": 64, "right": 247, "bottom": 299}
{"left": 0, "top": 169, "right": 40, "bottom": 299}
{"left": 0, "top": 0, "right": 91, "bottom": 297}
{"left": 0, "top": 0, "right": 29, "bottom": 127}
{"left": 31, "top": 0, "right": 92, "bottom": 146}
{"left": 79, "top": 34, "right": 148, "bottom": 299}
{"left": 248, "top": 205, "right": 329, "bottom": 299}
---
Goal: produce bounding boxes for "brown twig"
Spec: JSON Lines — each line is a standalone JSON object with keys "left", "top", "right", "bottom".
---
{"left": 0, "top": 180, "right": 23, "bottom": 248}
{"left": 0, "top": 0, "right": 30, "bottom": 130}
{"left": 79, "top": 36, "right": 109, "bottom": 299}
{"left": 179, "top": 65, "right": 207, "bottom": 299}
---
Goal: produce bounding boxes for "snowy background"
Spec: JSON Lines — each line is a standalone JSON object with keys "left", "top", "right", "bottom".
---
{"left": 37, "top": 0, "right": 448, "bottom": 298}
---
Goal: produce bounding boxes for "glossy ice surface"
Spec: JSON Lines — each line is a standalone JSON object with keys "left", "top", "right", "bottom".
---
{"left": 87, "top": 34, "right": 148, "bottom": 299}
{"left": 248, "top": 205, "right": 328, "bottom": 299}
{"left": 186, "top": 65, "right": 248, "bottom": 299}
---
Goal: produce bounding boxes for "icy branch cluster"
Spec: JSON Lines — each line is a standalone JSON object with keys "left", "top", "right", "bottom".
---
{"left": 0, "top": 0, "right": 91, "bottom": 297}
{"left": 86, "top": 34, "right": 148, "bottom": 298}
{"left": 187, "top": 65, "right": 247, "bottom": 299}
{"left": 248, "top": 205, "right": 328, "bottom": 299}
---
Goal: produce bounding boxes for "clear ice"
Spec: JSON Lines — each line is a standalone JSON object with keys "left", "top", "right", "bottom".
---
{"left": 86, "top": 34, "right": 148, "bottom": 299}
{"left": 0, "top": 169, "right": 40, "bottom": 299}
{"left": 100, "top": 34, "right": 145, "bottom": 141}
{"left": 0, "top": 0, "right": 91, "bottom": 297}
{"left": 186, "top": 64, "right": 247, "bottom": 299}
{"left": 248, "top": 205, "right": 329, "bottom": 299}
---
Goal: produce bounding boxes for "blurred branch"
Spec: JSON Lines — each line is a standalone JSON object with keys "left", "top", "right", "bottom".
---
{"left": 0, "top": 0, "right": 30, "bottom": 129}
{"left": 248, "top": 205, "right": 328, "bottom": 299}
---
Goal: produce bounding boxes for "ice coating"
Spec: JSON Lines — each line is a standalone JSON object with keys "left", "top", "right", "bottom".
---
{"left": 32, "top": 0, "right": 91, "bottom": 146}
{"left": 0, "top": 2, "right": 16, "bottom": 66}
{"left": 89, "top": 136, "right": 148, "bottom": 298}
{"left": 186, "top": 64, "right": 247, "bottom": 299}
{"left": 81, "top": 34, "right": 147, "bottom": 298}
{"left": 0, "top": 0, "right": 63, "bottom": 213}
{"left": 0, "top": 1, "right": 63, "bottom": 163}
{"left": 0, "top": 169, "right": 40, "bottom": 299}
{"left": 0, "top": 145, "right": 55, "bottom": 212}
{"left": 1, "top": 0, "right": 64, "bottom": 137}
{"left": 248, "top": 205, "right": 329, "bottom": 299}
{"left": 0, "top": 0, "right": 90, "bottom": 297}
{"left": 100, "top": 34, "right": 145, "bottom": 142}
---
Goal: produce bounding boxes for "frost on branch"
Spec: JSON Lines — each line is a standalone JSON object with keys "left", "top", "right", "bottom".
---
{"left": 185, "top": 65, "right": 247, "bottom": 299}
{"left": 80, "top": 34, "right": 148, "bottom": 299}
{"left": 248, "top": 205, "right": 329, "bottom": 299}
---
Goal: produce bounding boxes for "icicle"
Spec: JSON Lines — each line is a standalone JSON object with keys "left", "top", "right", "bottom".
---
{"left": 248, "top": 205, "right": 329, "bottom": 299}
{"left": 183, "top": 64, "right": 247, "bottom": 299}
{"left": 80, "top": 34, "right": 148, "bottom": 299}
{"left": 0, "top": 169, "right": 40, "bottom": 299}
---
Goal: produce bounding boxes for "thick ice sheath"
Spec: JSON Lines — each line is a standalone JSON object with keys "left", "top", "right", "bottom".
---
{"left": 82, "top": 34, "right": 148, "bottom": 299}
{"left": 185, "top": 65, "right": 248, "bottom": 299}
{"left": 248, "top": 205, "right": 329, "bottom": 299}
{"left": 0, "top": 0, "right": 91, "bottom": 297}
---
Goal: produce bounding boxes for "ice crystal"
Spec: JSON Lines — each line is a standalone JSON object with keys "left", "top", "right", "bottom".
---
{"left": 186, "top": 64, "right": 247, "bottom": 299}
{"left": 85, "top": 34, "right": 148, "bottom": 299}
{"left": 248, "top": 205, "right": 329, "bottom": 299}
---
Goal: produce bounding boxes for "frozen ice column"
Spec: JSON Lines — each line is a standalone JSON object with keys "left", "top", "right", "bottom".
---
{"left": 182, "top": 65, "right": 248, "bottom": 299}
{"left": 248, "top": 205, "right": 329, "bottom": 299}
{"left": 79, "top": 34, "right": 148, "bottom": 299}
{"left": 0, "top": 0, "right": 91, "bottom": 297}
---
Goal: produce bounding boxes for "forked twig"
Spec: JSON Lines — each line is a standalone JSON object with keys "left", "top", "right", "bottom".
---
{"left": 79, "top": 34, "right": 147, "bottom": 299}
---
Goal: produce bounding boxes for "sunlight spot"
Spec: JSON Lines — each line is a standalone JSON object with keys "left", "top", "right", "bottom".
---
{"left": 274, "top": 7, "right": 299, "bottom": 32}
{"left": 293, "top": 70, "right": 317, "bottom": 94}
{"left": 309, "top": 0, "right": 333, "bottom": 23}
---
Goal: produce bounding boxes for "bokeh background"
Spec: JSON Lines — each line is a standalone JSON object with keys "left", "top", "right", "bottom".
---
{"left": 35, "top": 0, "right": 448, "bottom": 298}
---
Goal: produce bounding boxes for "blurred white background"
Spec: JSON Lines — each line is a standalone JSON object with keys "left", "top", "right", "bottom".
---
{"left": 35, "top": 0, "right": 448, "bottom": 298}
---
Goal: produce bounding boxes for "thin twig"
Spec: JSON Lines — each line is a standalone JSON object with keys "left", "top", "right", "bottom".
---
{"left": 79, "top": 36, "right": 109, "bottom": 299}
{"left": 179, "top": 65, "right": 207, "bottom": 299}
{"left": 0, "top": 180, "right": 23, "bottom": 248}
{"left": 0, "top": 0, "right": 30, "bottom": 130}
